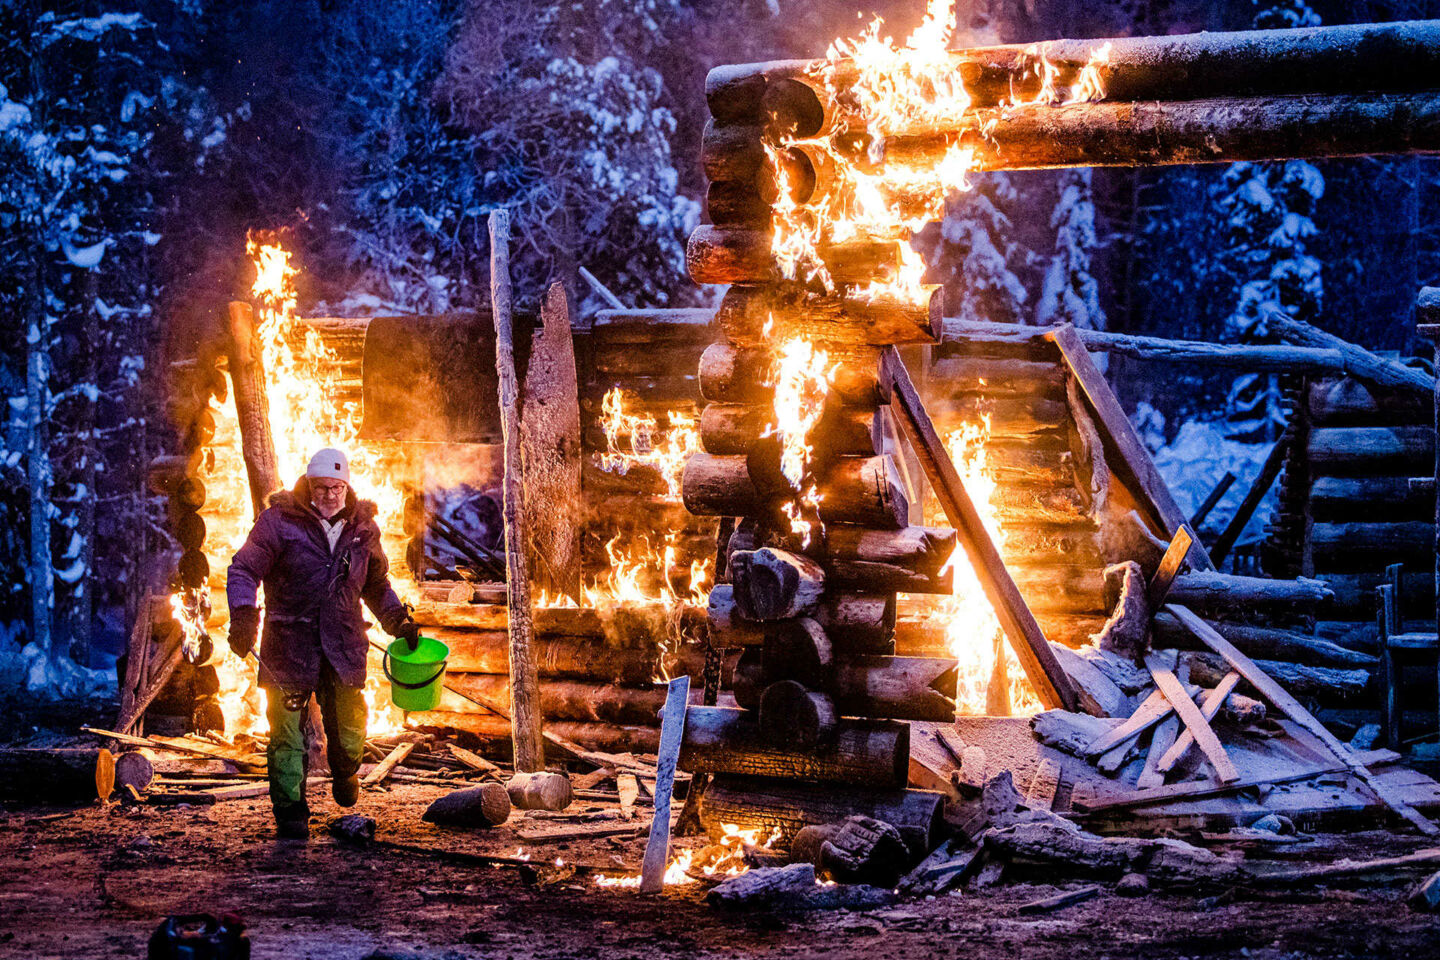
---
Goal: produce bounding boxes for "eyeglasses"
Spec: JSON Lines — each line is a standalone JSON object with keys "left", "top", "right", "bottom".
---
{"left": 313, "top": 482, "right": 347, "bottom": 496}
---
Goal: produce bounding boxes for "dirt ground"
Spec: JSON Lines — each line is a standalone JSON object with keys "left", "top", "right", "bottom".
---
{"left": 2, "top": 777, "right": 1439, "bottom": 960}
{"left": 3, "top": 700, "right": 1439, "bottom": 960}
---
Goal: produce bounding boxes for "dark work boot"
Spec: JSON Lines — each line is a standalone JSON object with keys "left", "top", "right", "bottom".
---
{"left": 275, "top": 805, "right": 310, "bottom": 841}
{"left": 332, "top": 773, "right": 360, "bottom": 808}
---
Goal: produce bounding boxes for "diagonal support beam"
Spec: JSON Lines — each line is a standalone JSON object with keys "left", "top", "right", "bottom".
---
{"left": 884, "top": 347, "right": 1077, "bottom": 712}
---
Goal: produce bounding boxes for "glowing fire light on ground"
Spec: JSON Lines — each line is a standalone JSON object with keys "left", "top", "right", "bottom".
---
{"left": 935, "top": 419, "right": 1039, "bottom": 715}
{"left": 593, "top": 824, "right": 782, "bottom": 889}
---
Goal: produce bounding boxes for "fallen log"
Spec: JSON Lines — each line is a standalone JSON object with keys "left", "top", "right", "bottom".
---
{"left": 697, "top": 774, "right": 944, "bottom": 853}
{"left": 114, "top": 749, "right": 157, "bottom": 795}
{"left": 680, "top": 706, "right": 909, "bottom": 788}
{"left": 710, "top": 279, "right": 942, "bottom": 346}
{"left": 1182, "top": 650, "right": 1370, "bottom": 706}
{"left": 422, "top": 782, "right": 512, "bottom": 828}
{"left": 0, "top": 747, "right": 110, "bottom": 804}
{"left": 1268, "top": 312, "right": 1433, "bottom": 397}
{"left": 1151, "top": 613, "right": 1378, "bottom": 669}
{"left": 1165, "top": 571, "right": 1333, "bottom": 618}
{"left": 506, "top": 771, "right": 574, "bottom": 812}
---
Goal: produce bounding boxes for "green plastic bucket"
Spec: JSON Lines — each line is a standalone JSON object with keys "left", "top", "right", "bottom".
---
{"left": 382, "top": 637, "right": 449, "bottom": 712}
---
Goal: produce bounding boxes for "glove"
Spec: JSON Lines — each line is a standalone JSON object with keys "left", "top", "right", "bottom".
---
{"left": 396, "top": 619, "right": 421, "bottom": 652}
{"left": 229, "top": 606, "right": 260, "bottom": 659}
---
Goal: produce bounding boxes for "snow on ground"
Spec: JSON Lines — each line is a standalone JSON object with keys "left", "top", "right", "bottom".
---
{"left": 1144, "top": 413, "right": 1277, "bottom": 552}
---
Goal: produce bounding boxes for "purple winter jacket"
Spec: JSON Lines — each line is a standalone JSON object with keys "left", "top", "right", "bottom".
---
{"left": 227, "top": 477, "right": 408, "bottom": 689}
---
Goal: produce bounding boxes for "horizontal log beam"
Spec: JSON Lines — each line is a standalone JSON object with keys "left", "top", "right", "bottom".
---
{"left": 408, "top": 713, "right": 660, "bottom": 753}
{"left": 712, "top": 282, "right": 942, "bottom": 346}
{"left": 680, "top": 706, "right": 909, "bottom": 788}
{"left": 1165, "top": 571, "right": 1334, "bottom": 617}
{"left": 443, "top": 675, "right": 667, "bottom": 726}
{"left": 1150, "top": 613, "right": 1379, "bottom": 670}
{"left": 1308, "top": 426, "right": 1434, "bottom": 475}
{"left": 1311, "top": 475, "right": 1435, "bottom": 522}
{"left": 1312, "top": 521, "right": 1435, "bottom": 571}
{"left": 698, "top": 341, "right": 890, "bottom": 406}
{"left": 1308, "top": 377, "right": 1431, "bottom": 427}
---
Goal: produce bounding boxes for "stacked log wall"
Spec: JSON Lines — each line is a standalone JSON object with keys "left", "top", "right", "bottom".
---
{"left": 1271, "top": 374, "right": 1436, "bottom": 632}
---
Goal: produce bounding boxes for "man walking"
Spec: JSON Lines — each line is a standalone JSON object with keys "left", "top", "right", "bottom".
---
{"left": 227, "top": 448, "right": 420, "bottom": 839}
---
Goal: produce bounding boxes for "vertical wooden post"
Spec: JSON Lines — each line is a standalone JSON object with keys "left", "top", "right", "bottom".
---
{"left": 226, "top": 301, "right": 281, "bottom": 516}
{"left": 489, "top": 210, "right": 544, "bottom": 772}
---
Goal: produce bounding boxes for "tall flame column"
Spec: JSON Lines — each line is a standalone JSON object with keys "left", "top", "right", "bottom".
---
{"left": 676, "top": 68, "right": 960, "bottom": 854}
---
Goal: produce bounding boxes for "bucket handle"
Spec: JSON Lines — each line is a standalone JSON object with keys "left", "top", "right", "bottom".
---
{"left": 382, "top": 650, "right": 447, "bottom": 690}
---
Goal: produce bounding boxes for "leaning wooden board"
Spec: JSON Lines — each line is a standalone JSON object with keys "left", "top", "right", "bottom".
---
{"left": 1166, "top": 602, "right": 1439, "bottom": 835}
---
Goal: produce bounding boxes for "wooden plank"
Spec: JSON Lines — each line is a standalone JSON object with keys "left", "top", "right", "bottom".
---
{"left": 1073, "top": 748, "right": 1404, "bottom": 815}
{"left": 1047, "top": 326, "right": 1213, "bottom": 571}
{"left": 521, "top": 281, "right": 582, "bottom": 599}
{"left": 1085, "top": 688, "right": 1169, "bottom": 757}
{"left": 489, "top": 210, "right": 544, "bottom": 773}
{"left": 1147, "top": 526, "right": 1193, "bottom": 609}
{"left": 1211, "top": 432, "right": 1291, "bottom": 566}
{"left": 1025, "top": 758, "right": 1062, "bottom": 812}
{"left": 1136, "top": 714, "right": 1179, "bottom": 790}
{"left": 448, "top": 744, "right": 503, "bottom": 777}
{"left": 639, "top": 676, "right": 690, "bottom": 893}
{"left": 884, "top": 347, "right": 1077, "bottom": 712}
{"left": 1156, "top": 672, "right": 1241, "bottom": 774}
{"left": 1165, "top": 602, "right": 1439, "bottom": 835}
{"left": 362, "top": 741, "right": 415, "bottom": 786}
{"left": 1145, "top": 652, "right": 1239, "bottom": 783}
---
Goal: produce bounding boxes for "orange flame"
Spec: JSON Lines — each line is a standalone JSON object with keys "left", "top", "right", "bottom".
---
{"left": 593, "top": 823, "right": 782, "bottom": 889}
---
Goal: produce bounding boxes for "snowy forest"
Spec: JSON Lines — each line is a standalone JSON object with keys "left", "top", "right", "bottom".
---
{"left": 4, "top": 0, "right": 1440, "bottom": 698}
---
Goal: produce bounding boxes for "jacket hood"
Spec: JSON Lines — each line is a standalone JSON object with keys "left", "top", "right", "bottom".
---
{"left": 269, "top": 476, "right": 378, "bottom": 522}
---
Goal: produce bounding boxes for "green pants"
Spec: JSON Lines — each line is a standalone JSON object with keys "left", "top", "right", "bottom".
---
{"left": 264, "top": 660, "right": 366, "bottom": 819}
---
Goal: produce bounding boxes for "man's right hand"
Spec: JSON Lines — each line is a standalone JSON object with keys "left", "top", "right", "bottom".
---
{"left": 229, "top": 606, "right": 260, "bottom": 659}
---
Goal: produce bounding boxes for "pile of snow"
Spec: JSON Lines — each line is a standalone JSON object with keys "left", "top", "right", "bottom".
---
{"left": 1142, "top": 410, "right": 1278, "bottom": 551}
{"left": 0, "top": 621, "right": 114, "bottom": 700}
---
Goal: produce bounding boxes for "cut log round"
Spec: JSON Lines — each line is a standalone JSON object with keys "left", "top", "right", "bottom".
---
{"left": 174, "top": 477, "right": 207, "bottom": 511}
{"left": 713, "top": 282, "right": 942, "bottom": 347}
{"left": 697, "top": 773, "right": 944, "bottom": 854}
{"left": 730, "top": 547, "right": 826, "bottom": 621}
{"left": 758, "top": 680, "right": 837, "bottom": 749}
{"left": 114, "top": 749, "right": 157, "bottom": 795}
{"left": 703, "top": 120, "right": 767, "bottom": 181}
{"left": 0, "top": 747, "right": 115, "bottom": 804}
{"left": 707, "top": 584, "right": 766, "bottom": 647}
{"left": 680, "top": 706, "right": 909, "bottom": 788}
{"left": 422, "top": 782, "right": 512, "bottom": 827}
{"left": 762, "top": 617, "right": 833, "bottom": 684}
{"left": 174, "top": 511, "right": 206, "bottom": 551}
{"left": 506, "top": 771, "right": 573, "bottom": 812}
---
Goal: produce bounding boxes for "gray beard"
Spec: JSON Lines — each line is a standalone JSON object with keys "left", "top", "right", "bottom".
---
{"left": 313, "top": 500, "right": 343, "bottom": 520}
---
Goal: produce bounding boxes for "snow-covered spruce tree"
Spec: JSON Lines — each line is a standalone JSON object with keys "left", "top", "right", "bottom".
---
{"left": 1212, "top": 0, "right": 1325, "bottom": 443}
{"left": 433, "top": 0, "right": 702, "bottom": 309}
{"left": 926, "top": 173, "right": 1029, "bottom": 327}
{"left": 1037, "top": 167, "right": 1106, "bottom": 332}
{"left": 0, "top": 6, "right": 226, "bottom": 685}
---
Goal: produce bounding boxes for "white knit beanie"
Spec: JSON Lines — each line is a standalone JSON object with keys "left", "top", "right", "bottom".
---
{"left": 306, "top": 448, "right": 351, "bottom": 484}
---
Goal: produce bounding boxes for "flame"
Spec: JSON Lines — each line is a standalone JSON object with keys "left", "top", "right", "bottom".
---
{"left": 198, "top": 238, "right": 412, "bottom": 738}
{"left": 597, "top": 388, "right": 701, "bottom": 501}
{"left": 765, "top": 336, "right": 836, "bottom": 546}
{"left": 169, "top": 589, "right": 209, "bottom": 661}
{"left": 931, "top": 418, "right": 1039, "bottom": 715}
{"left": 593, "top": 824, "right": 782, "bottom": 889}
{"left": 767, "top": 0, "right": 1111, "bottom": 307}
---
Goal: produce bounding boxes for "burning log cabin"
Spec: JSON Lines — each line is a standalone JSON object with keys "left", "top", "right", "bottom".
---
{"left": 123, "top": 16, "right": 1440, "bottom": 864}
